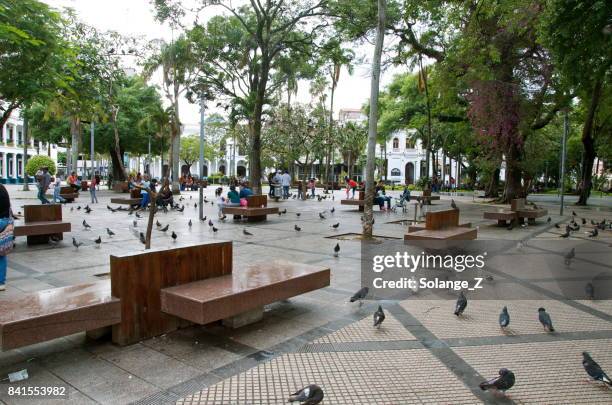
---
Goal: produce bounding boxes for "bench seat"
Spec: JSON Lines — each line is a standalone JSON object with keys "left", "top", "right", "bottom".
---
{"left": 110, "top": 197, "right": 142, "bottom": 206}
{"left": 483, "top": 210, "right": 518, "bottom": 226}
{"left": 14, "top": 220, "right": 71, "bottom": 237}
{"left": 0, "top": 281, "right": 120, "bottom": 351}
{"left": 516, "top": 208, "right": 548, "bottom": 219}
{"left": 222, "top": 206, "right": 279, "bottom": 222}
{"left": 404, "top": 227, "right": 477, "bottom": 241}
{"left": 160, "top": 260, "right": 330, "bottom": 325}
{"left": 408, "top": 222, "right": 472, "bottom": 233}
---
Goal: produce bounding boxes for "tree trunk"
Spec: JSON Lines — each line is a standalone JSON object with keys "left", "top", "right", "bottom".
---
{"left": 325, "top": 80, "right": 336, "bottom": 190}
{"left": 109, "top": 146, "right": 126, "bottom": 181}
{"left": 111, "top": 108, "right": 126, "bottom": 179}
{"left": 22, "top": 114, "right": 29, "bottom": 191}
{"left": 486, "top": 168, "right": 500, "bottom": 198}
{"left": 69, "top": 116, "right": 80, "bottom": 175}
{"left": 363, "top": 0, "right": 386, "bottom": 237}
{"left": 576, "top": 77, "right": 603, "bottom": 205}
{"left": 501, "top": 143, "right": 523, "bottom": 203}
{"left": 0, "top": 104, "right": 17, "bottom": 130}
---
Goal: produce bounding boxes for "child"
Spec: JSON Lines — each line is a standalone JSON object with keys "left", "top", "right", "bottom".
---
{"left": 309, "top": 178, "right": 316, "bottom": 198}
{"left": 90, "top": 173, "right": 99, "bottom": 203}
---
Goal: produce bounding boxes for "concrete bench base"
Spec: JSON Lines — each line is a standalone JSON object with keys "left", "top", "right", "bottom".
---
{"left": 222, "top": 307, "right": 264, "bottom": 329}
{"left": 404, "top": 227, "right": 477, "bottom": 241}
{"left": 222, "top": 206, "right": 279, "bottom": 222}
{"left": 483, "top": 211, "right": 518, "bottom": 226}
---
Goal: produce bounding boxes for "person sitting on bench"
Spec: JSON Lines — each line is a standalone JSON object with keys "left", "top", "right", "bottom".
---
{"left": 156, "top": 179, "right": 173, "bottom": 208}
{"left": 67, "top": 172, "right": 81, "bottom": 192}
{"left": 239, "top": 183, "right": 253, "bottom": 199}
{"left": 216, "top": 186, "right": 240, "bottom": 219}
{"left": 374, "top": 182, "right": 392, "bottom": 211}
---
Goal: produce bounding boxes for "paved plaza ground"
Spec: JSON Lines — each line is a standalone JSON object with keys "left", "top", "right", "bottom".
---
{"left": 0, "top": 184, "right": 610, "bottom": 404}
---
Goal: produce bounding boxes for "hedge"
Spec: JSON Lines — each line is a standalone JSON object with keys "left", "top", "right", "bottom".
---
{"left": 25, "top": 155, "right": 56, "bottom": 176}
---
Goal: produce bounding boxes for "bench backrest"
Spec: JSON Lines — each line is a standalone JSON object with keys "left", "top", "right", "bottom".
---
{"left": 425, "top": 209, "right": 459, "bottom": 230}
{"left": 110, "top": 241, "right": 233, "bottom": 345}
{"left": 23, "top": 204, "right": 62, "bottom": 223}
{"left": 59, "top": 186, "right": 74, "bottom": 194}
{"left": 247, "top": 194, "right": 267, "bottom": 207}
{"left": 511, "top": 198, "right": 525, "bottom": 211}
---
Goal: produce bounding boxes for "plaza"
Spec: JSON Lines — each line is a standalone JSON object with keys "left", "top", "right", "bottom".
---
{"left": 0, "top": 184, "right": 610, "bottom": 404}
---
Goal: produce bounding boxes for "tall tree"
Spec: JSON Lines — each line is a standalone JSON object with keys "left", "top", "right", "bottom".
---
{"left": 363, "top": 0, "right": 386, "bottom": 237}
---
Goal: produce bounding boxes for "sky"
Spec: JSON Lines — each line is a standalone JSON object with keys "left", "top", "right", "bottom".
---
{"left": 43, "top": 0, "right": 407, "bottom": 135}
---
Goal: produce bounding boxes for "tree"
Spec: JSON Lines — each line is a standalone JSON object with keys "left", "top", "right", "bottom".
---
{"left": 363, "top": 0, "right": 386, "bottom": 237}
{"left": 0, "top": 0, "right": 67, "bottom": 128}
{"left": 542, "top": 0, "right": 611, "bottom": 204}
{"left": 155, "top": 0, "right": 327, "bottom": 193}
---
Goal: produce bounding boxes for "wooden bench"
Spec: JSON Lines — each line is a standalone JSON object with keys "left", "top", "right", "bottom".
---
{"left": 110, "top": 189, "right": 142, "bottom": 207}
{"left": 13, "top": 204, "right": 71, "bottom": 245}
{"left": 512, "top": 198, "right": 548, "bottom": 224}
{"left": 110, "top": 241, "right": 329, "bottom": 345}
{"left": 59, "top": 186, "right": 78, "bottom": 202}
{"left": 0, "top": 281, "right": 120, "bottom": 351}
{"left": 113, "top": 181, "right": 130, "bottom": 193}
{"left": 405, "top": 209, "right": 477, "bottom": 241}
{"left": 419, "top": 189, "right": 440, "bottom": 205}
{"left": 222, "top": 195, "right": 279, "bottom": 222}
{"left": 341, "top": 190, "right": 369, "bottom": 212}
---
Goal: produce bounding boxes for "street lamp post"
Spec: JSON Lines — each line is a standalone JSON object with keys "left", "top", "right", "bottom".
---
{"left": 198, "top": 95, "right": 205, "bottom": 220}
{"left": 560, "top": 110, "right": 569, "bottom": 216}
{"left": 90, "top": 121, "right": 95, "bottom": 178}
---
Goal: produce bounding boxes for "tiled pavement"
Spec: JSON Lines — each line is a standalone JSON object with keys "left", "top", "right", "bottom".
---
{"left": 0, "top": 185, "right": 610, "bottom": 404}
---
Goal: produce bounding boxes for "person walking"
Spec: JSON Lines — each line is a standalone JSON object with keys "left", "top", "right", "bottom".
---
{"left": 0, "top": 184, "right": 15, "bottom": 291}
{"left": 90, "top": 172, "right": 99, "bottom": 203}
{"left": 52, "top": 175, "right": 66, "bottom": 204}
{"left": 281, "top": 170, "right": 291, "bottom": 199}
{"left": 309, "top": 178, "right": 316, "bottom": 198}
{"left": 36, "top": 167, "right": 51, "bottom": 204}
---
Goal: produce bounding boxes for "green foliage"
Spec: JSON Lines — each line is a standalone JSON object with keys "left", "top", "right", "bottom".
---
{"left": 25, "top": 154, "right": 56, "bottom": 176}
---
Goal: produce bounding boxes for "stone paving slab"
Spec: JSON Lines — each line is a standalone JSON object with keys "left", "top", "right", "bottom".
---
{"left": 400, "top": 299, "right": 612, "bottom": 339}
{"left": 454, "top": 339, "right": 612, "bottom": 404}
{"left": 177, "top": 350, "right": 481, "bottom": 405}
{"left": 313, "top": 313, "right": 417, "bottom": 343}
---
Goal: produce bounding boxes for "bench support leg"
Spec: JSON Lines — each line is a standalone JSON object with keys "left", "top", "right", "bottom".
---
{"left": 222, "top": 307, "right": 264, "bottom": 329}
{"left": 497, "top": 219, "right": 507, "bottom": 226}
{"left": 86, "top": 326, "right": 113, "bottom": 341}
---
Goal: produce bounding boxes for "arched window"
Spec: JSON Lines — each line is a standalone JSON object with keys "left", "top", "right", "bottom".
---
{"left": 392, "top": 137, "right": 399, "bottom": 149}
{"left": 390, "top": 168, "right": 401, "bottom": 176}
{"left": 406, "top": 138, "right": 416, "bottom": 149}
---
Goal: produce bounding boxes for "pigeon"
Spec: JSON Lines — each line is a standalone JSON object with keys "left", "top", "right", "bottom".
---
{"left": 176, "top": 206, "right": 184, "bottom": 212}
{"left": 107, "top": 205, "right": 113, "bottom": 211}
{"left": 82, "top": 220, "right": 91, "bottom": 230}
{"left": 572, "top": 210, "right": 577, "bottom": 216}
{"left": 212, "top": 226, "right": 218, "bottom": 233}
{"left": 133, "top": 220, "right": 138, "bottom": 228}
{"left": 581, "top": 217, "right": 586, "bottom": 225}
{"left": 563, "top": 246, "right": 575, "bottom": 262}
{"left": 194, "top": 202, "right": 197, "bottom": 208}
{"left": 92, "top": 235, "right": 101, "bottom": 247}
{"left": 350, "top": 286, "right": 369, "bottom": 304}
{"left": 77, "top": 206, "right": 81, "bottom": 210}
{"left": 278, "top": 211, "right": 283, "bottom": 216}
{"left": 243, "top": 228, "right": 253, "bottom": 236}
{"left": 585, "top": 282, "right": 595, "bottom": 300}
{"left": 547, "top": 217, "right": 551, "bottom": 223}
{"left": 296, "top": 213, "right": 301, "bottom": 217}
{"left": 208, "top": 219, "right": 214, "bottom": 227}
{"left": 538, "top": 307, "right": 555, "bottom": 332}
{"left": 559, "top": 230, "right": 570, "bottom": 238}
{"left": 106, "top": 228, "right": 115, "bottom": 237}
{"left": 135, "top": 212, "right": 142, "bottom": 218}
{"left": 188, "top": 219, "right": 192, "bottom": 228}
{"left": 331, "top": 222, "right": 340, "bottom": 229}
{"left": 588, "top": 228, "right": 598, "bottom": 238}
{"left": 499, "top": 306, "right": 510, "bottom": 328}
{"left": 454, "top": 291, "right": 467, "bottom": 316}
{"left": 294, "top": 225, "right": 301, "bottom": 232}
{"left": 319, "top": 212, "right": 326, "bottom": 220}
{"left": 171, "top": 231, "right": 177, "bottom": 241}
{"left": 333, "top": 243, "right": 340, "bottom": 257}
{"left": 479, "top": 368, "right": 515, "bottom": 393}
{"left": 72, "top": 237, "right": 83, "bottom": 249}
{"left": 373, "top": 305, "right": 385, "bottom": 328}
{"left": 201, "top": 216, "right": 207, "bottom": 221}
{"left": 582, "top": 352, "right": 612, "bottom": 386}
{"left": 70, "top": 207, "right": 74, "bottom": 212}
{"left": 507, "top": 220, "right": 514, "bottom": 231}
{"left": 330, "top": 207, "right": 335, "bottom": 214}
{"left": 451, "top": 199, "right": 458, "bottom": 210}
{"left": 281, "top": 209, "right": 287, "bottom": 214}
{"left": 220, "top": 215, "right": 226, "bottom": 220}
{"left": 159, "top": 224, "right": 169, "bottom": 232}
{"left": 288, "top": 384, "right": 324, "bottom": 404}
{"left": 554, "top": 223, "right": 560, "bottom": 229}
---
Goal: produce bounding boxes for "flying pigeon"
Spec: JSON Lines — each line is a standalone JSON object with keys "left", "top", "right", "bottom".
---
{"left": 139, "top": 232, "right": 146, "bottom": 244}
{"left": 288, "top": 384, "right": 324, "bottom": 404}
{"left": 564, "top": 247, "right": 575, "bottom": 265}
{"left": 585, "top": 282, "right": 595, "bottom": 300}
{"left": 294, "top": 225, "right": 301, "bottom": 232}
{"left": 72, "top": 237, "right": 83, "bottom": 249}
{"left": 159, "top": 224, "right": 169, "bottom": 232}
{"left": 171, "top": 231, "right": 177, "bottom": 241}
{"left": 451, "top": 199, "right": 458, "bottom": 210}
{"left": 82, "top": 220, "right": 91, "bottom": 230}
{"left": 582, "top": 352, "right": 612, "bottom": 386}
{"left": 333, "top": 243, "right": 340, "bottom": 257}
{"left": 106, "top": 228, "right": 115, "bottom": 237}
{"left": 373, "top": 305, "right": 385, "bottom": 328}
{"left": 243, "top": 228, "right": 253, "bottom": 236}
{"left": 350, "top": 286, "right": 369, "bottom": 304}
{"left": 94, "top": 236, "right": 102, "bottom": 246}
{"left": 454, "top": 291, "right": 467, "bottom": 316}
{"left": 538, "top": 307, "right": 555, "bottom": 332}
{"left": 188, "top": 219, "right": 192, "bottom": 228}
{"left": 479, "top": 368, "right": 515, "bottom": 393}
{"left": 499, "top": 306, "right": 510, "bottom": 328}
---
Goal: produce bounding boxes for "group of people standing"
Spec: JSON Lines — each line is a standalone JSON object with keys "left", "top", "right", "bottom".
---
{"left": 34, "top": 170, "right": 101, "bottom": 205}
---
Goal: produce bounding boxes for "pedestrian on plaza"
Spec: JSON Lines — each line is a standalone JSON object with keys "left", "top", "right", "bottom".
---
{"left": 309, "top": 178, "right": 316, "bottom": 198}
{"left": 52, "top": 175, "right": 66, "bottom": 204}
{"left": 36, "top": 167, "right": 51, "bottom": 204}
{"left": 90, "top": 172, "right": 99, "bottom": 203}
{"left": 0, "top": 184, "right": 16, "bottom": 291}
{"left": 281, "top": 170, "right": 292, "bottom": 199}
